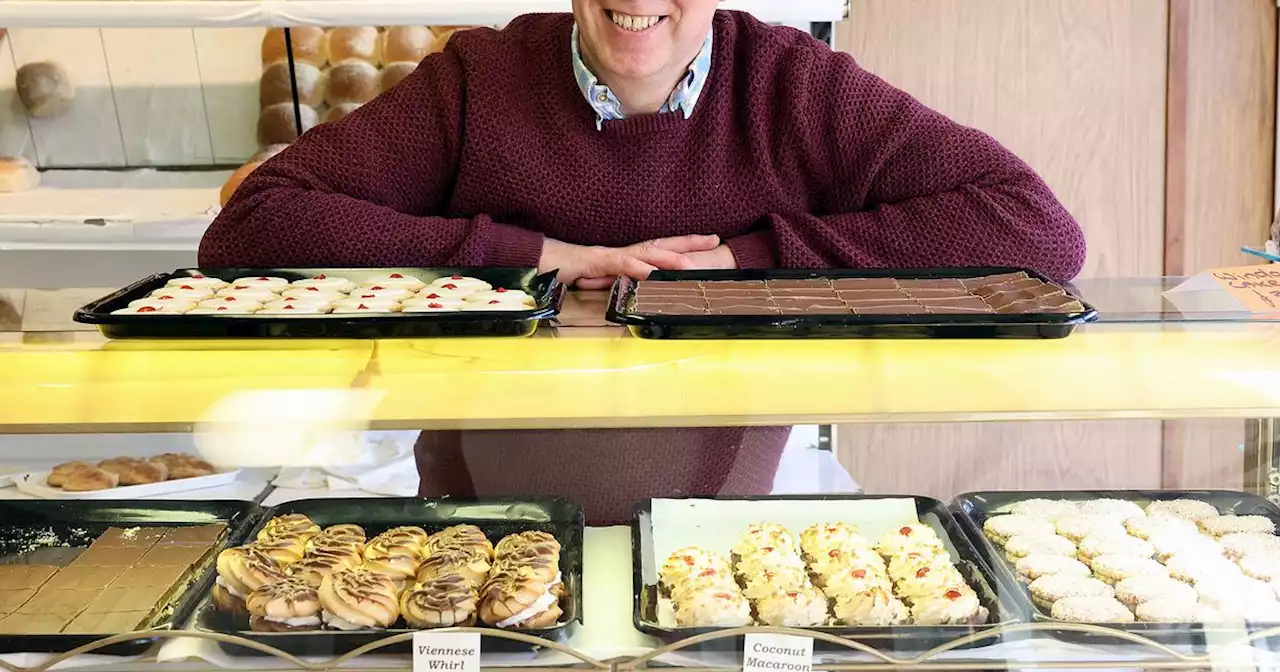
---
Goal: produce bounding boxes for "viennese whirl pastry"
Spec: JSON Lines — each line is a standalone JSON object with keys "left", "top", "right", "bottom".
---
{"left": 320, "top": 524, "right": 367, "bottom": 542}
{"left": 428, "top": 524, "right": 494, "bottom": 558}
{"left": 416, "top": 545, "right": 492, "bottom": 589}
{"left": 494, "top": 530, "right": 559, "bottom": 559}
{"left": 255, "top": 536, "right": 308, "bottom": 566}
{"left": 215, "top": 546, "right": 287, "bottom": 617}
{"left": 257, "top": 514, "right": 322, "bottom": 544}
{"left": 289, "top": 551, "right": 360, "bottom": 588}
{"left": 319, "top": 569, "right": 400, "bottom": 630}
{"left": 478, "top": 567, "right": 563, "bottom": 628}
{"left": 401, "top": 573, "right": 479, "bottom": 628}
{"left": 247, "top": 577, "right": 322, "bottom": 631}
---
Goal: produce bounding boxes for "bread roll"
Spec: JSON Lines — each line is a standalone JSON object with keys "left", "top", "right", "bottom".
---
{"left": 324, "top": 103, "right": 361, "bottom": 124}
{"left": 261, "top": 27, "right": 328, "bottom": 68}
{"left": 380, "top": 62, "right": 416, "bottom": 93}
{"left": 429, "top": 25, "right": 471, "bottom": 37}
{"left": 325, "top": 60, "right": 379, "bottom": 107}
{"left": 16, "top": 61, "right": 74, "bottom": 118}
{"left": 259, "top": 61, "right": 325, "bottom": 110}
{"left": 0, "top": 157, "right": 39, "bottom": 193}
{"left": 383, "top": 26, "right": 433, "bottom": 63}
{"left": 250, "top": 143, "right": 289, "bottom": 163}
{"left": 327, "top": 27, "right": 382, "bottom": 66}
{"left": 257, "top": 103, "right": 318, "bottom": 146}
{"left": 220, "top": 162, "right": 262, "bottom": 207}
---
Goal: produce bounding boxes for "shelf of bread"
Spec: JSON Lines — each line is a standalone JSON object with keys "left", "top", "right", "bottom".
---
{"left": 3, "top": 326, "right": 1280, "bottom": 432}
{"left": 0, "top": 0, "right": 847, "bottom": 28}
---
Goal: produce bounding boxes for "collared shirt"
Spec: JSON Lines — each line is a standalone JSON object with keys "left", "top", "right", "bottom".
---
{"left": 571, "top": 24, "right": 713, "bottom": 130}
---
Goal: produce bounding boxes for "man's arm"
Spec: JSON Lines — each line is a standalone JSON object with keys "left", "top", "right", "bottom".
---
{"left": 724, "top": 47, "right": 1086, "bottom": 283}
{"left": 198, "top": 47, "right": 545, "bottom": 269}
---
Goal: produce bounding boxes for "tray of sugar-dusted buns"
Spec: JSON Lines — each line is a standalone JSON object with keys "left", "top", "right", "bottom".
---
{"left": 954, "top": 490, "right": 1280, "bottom": 649}
{"left": 194, "top": 497, "right": 583, "bottom": 655}
{"left": 73, "top": 267, "right": 565, "bottom": 338}
{"left": 632, "top": 496, "right": 1024, "bottom": 653}
{"left": 0, "top": 499, "right": 256, "bottom": 655}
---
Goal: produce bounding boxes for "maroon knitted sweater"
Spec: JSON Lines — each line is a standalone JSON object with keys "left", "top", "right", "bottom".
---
{"left": 200, "top": 11, "right": 1085, "bottom": 523}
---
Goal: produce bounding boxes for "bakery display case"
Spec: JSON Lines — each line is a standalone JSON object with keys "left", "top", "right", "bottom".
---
{"left": 2, "top": 274, "right": 1280, "bottom": 671}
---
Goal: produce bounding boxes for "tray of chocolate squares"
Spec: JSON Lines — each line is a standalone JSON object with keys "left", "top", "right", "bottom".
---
{"left": 606, "top": 268, "right": 1098, "bottom": 339}
{"left": 0, "top": 499, "right": 256, "bottom": 654}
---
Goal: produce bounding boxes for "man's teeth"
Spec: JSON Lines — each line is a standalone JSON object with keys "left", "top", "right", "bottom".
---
{"left": 609, "top": 11, "right": 662, "bottom": 31}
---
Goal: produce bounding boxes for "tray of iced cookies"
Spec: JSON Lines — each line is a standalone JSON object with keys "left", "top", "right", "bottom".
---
{"left": 195, "top": 497, "right": 582, "bottom": 655}
{"left": 16, "top": 453, "right": 236, "bottom": 499}
{"left": 955, "top": 490, "right": 1280, "bottom": 646}
{"left": 74, "top": 267, "right": 565, "bottom": 338}
{"left": 632, "top": 496, "right": 1020, "bottom": 652}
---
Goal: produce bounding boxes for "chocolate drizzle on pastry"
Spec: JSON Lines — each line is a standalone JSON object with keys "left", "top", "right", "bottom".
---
{"left": 401, "top": 573, "right": 479, "bottom": 628}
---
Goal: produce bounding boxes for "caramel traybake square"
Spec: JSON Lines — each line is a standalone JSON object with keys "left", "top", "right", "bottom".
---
{"left": 0, "top": 565, "right": 59, "bottom": 590}
{"left": 18, "top": 589, "right": 96, "bottom": 618}
{"left": 91, "top": 526, "right": 168, "bottom": 549}
{"left": 0, "top": 613, "right": 70, "bottom": 634}
{"left": 0, "top": 589, "right": 35, "bottom": 614}
{"left": 136, "top": 544, "right": 209, "bottom": 568}
{"left": 110, "top": 565, "right": 187, "bottom": 589}
{"left": 63, "top": 610, "right": 149, "bottom": 634}
{"left": 159, "top": 524, "right": 226, "bottom": 545}
{"left": 73, "top": 545, "right": 150, "bottom": 567}
{"left": 84, "top": 584, "right": 169, "bottom": 614}
{"left": 43, "top": 565, "right": 127, "bottom": 591}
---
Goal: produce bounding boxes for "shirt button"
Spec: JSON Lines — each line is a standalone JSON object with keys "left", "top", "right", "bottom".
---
{"left": 596, "top": 93, "right": 608, "bottom": 102}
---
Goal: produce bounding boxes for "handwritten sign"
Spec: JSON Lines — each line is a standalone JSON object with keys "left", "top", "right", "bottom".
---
{"left": 743, "top": 633, "right": 814, "bottom": 672}
{"left": 1164, "top": 264, "right": 1280, "bottom": 313}
{"left": 412, "top": 632, "right": 480, "bottom": 672}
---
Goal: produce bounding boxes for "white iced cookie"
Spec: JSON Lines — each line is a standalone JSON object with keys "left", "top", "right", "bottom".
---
{"left": 332, "top": 299, "right": 400, "bottom": 313}
{"left": 401, "top": 298, "right": 464, "bottom": 312}
{"left": 348, "top": 287, "right": 415, "bottom": 301}
{"left": 167, "top": 274, "right": 228, "bottom": 290}
{"left": 215, "top": 288, "right": 281, "bottom": 303}
{"left": 228, "top": 276, "right": 290, "bottom": 291}
{"left": 281, "top": 287, "right": 346, "bottom": 301}
{"left": 198, "top": 297, "right": 263, "bottom": 309}
{"left": 258, "top": 304, "right": 330, "bottom": 315}
{"left": 429, "top": 275, "right": 492, "bottom": 293}
{"left": 188, "top": 305, "right": 261, "bottom": 315}
{"left": 360, "top": 273, "right": 426, "bottom": 291}
{"left": 417, "top": 287, "right": 472, "bottom": 301}
{"left": 126, "top": 299, "right": 196, "bottom": 312}
{"left": 291, "top": 275, "right": 356, "bottom": 293}
{"left": 461, "top": 300, "right": 532, "bottom": 311}
{"left": 146, "top": 287, "right": 214, "bottom": 302}
{"left": 465, "top": 289, "right": 535, "bottom": 306}
{"left": 112, "top": 305, "right": 187, "bottom": 315}
{"left": 264, "top": 299, "right": 336, "bottom": 312}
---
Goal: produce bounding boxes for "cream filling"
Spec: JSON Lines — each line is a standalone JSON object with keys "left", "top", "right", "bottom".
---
{"left": 217, "top": 576, "right": 246, "bottom": 599}
{"left": 266, "top": 615, "right": 323, "bottom": 626}
{"left": 497, "top": 576, "right": 561, "bottom": 628}
{"left": 322, "top": 612, "right": 375, "bottom": 631}
{"left": 609, "top": 11, "right": 662, "bottom": 31}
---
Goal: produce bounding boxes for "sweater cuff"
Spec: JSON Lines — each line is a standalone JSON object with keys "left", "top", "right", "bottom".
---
{"left": 725, "top": 230, "right": 779, "bottom": 269}
{"left": 486, "top": 222, "right": 547, "bottom": 267}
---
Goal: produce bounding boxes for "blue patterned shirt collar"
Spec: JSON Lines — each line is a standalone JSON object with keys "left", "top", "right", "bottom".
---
{"left": 571, "top": 23, "right": 714, "bottom": 130}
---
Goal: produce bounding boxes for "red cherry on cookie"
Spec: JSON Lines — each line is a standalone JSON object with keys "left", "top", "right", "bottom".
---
{"left": 314, "top": 274, "right": 326, "bottom": 279}
{"left": 358, "top": 304, "right": 370, "bottom": 310}
{"left": 283, "top": 305, "right": 296, "bottom": 310}
{"left": 451, "top": 275, "right": 462, "bottom": 280}
{"left": 786, "top": 592, "right": 798, "bottom": 599}
{"left": 137, "top": 306, "right": 157, "bottom": 312}
{"left": 257, "top": 276, "right": 269, "bottom": 281}
{"left": 945, "top": 589, "right": 962, "bottom": 600}
{"left": 698, "top": 568, "right": 716, "bottom": 577}
{"left": 179, "top": 285, "right": 195, "bottom": 290}
{"left": 390, "top": 273, "right": 404, "bottom": 279}
{"left": 488, "top": 300, "right": 500, "bottom": 305}
{"left": 442, "top": 284, "right": 458, "bottom": 290}
{"left": 916, "top": 567, "right": 930, "bottom": 578}
{"left": 157, "top": 295, "right": 175, "bottom": 300}
{"left": 425, "top": 293, "right": 441, "bottom": 299}
{"left": 852, "top": 569, "right": 866, "bottom": 578}
{"left": 828, "top": 549, "right": 841, "bottom": 558}
{"left": 192, "top": 274, "right": 205, "bottom": 278}
{"left": 428, "top": 303, "right": 443, "bottom": 309}
{"left": 900, "top": 526, "right": 913, "bottom": 536}
{"left": 496, "top": 287, "right": 507, "bottom": 293}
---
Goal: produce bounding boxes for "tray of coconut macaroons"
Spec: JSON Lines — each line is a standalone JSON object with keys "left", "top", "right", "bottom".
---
{"left": 194, "top": 497, "right": 583, "bottom": 655}
{"left": 74, "top": 267, "right": 565, "bottom": 338}
{"left": 632, "top": 496, "right": 1022, "bottom": 653}
{"left": 955, "top": 490, "right": 1280, "bottom": 649}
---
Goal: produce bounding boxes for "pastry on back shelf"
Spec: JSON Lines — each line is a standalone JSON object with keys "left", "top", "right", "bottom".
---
{"left": 149, "top": 453, "right": 217, "bottom": 480}
{"left": 98, "top": 457, "right": 168, "bottom": 486}
{"left": 46, "top": 461, "right": 92, "bottom": 488}
{"left": 319, "top": 568, "right": 400, "bottom": 630}
{"left": 401, "top": 573, "right": 479, "bottom": 628}
{"left": 61, "top": 467, "right": 119, "bottom": 492}
{"left": 247, "top": 577, "right": 322, "bottom": 632}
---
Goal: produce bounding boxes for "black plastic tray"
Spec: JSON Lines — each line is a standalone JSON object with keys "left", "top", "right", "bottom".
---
{"left": 632, "top": 496, "right": 1025, "bottom": 653}
{"left": 194, "top": 496, "right": 584, "bottom": 656}
{"left": 0, "top": 499, "right": 258, "bottom": 655}
{"left": 606, "top": 267, "right": 1097, "bottom": 339}
{"left": 74, "top": 267, "right": 565, "bottom": 339}
{"left": 953, "top": 489, "right": 1280, "bottom": 649}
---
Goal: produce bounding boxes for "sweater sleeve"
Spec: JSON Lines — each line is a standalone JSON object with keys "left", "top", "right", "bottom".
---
{"left": 198, "top": 48, "right": 545, "bottom": 269}
{"left": 727, "top": 49, "right": 1086, "bottom": 284}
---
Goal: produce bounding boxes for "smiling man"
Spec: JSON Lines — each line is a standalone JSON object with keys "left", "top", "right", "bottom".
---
{"left": 201, "top": 2, "right": 1086, "bottom": 522}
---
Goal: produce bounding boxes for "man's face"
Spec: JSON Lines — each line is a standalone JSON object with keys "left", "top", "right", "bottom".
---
{"left": 573, "top": 0, "right": 719, "bottom": 82}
